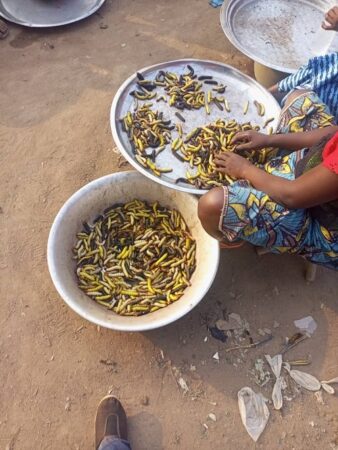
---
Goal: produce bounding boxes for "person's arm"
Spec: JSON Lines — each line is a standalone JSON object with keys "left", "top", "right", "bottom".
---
{"left": 232, "top": 126, "right": 338, "bottom": 153}
{"left": 268, "top": 84, "right": 285, "bottom": 102}
{"left": 322, "top": 6, "right": 338, "bottom": 31}
{"left": 214, "top": 153, "right": 338, "bottom": 209}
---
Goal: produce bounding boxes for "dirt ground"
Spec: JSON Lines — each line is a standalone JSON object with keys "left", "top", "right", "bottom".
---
{"left": 0, "top": 1, "right": 338, "bottom": 449}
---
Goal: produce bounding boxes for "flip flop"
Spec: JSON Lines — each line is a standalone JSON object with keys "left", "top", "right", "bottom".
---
{"left": 0, "top": 20, "right": 8, "bottom": 40}
{"left": 95, "top": 396, "right": 128, "bottom": 450}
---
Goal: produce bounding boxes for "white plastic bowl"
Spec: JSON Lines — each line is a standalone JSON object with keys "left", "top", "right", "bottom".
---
{"left": 47, "top": 171, "right": 220, "bottom": 331}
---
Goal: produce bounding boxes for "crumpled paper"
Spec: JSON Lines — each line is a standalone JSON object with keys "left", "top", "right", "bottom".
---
{"left": 265, "top": 354, "right": 283, "bottom": 410}
{"left": 238, "top": 387, "right": 270, "bottom": 442}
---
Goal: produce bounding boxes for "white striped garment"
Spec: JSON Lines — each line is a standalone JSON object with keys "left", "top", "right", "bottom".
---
{"left": 278, "top": 52, "right": 338, "bottom": 120}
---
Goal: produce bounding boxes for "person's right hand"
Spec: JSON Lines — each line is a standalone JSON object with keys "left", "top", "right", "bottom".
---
{"left": 231, "top": 130, "right": 270, "bottom": 151}
{"left": 322, "top": 6, "right": 338, "bottom": 31}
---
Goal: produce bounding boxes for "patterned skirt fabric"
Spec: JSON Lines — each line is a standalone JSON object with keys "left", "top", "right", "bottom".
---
{"left": 219, "top": 91, "right": 338, "bottom": 270}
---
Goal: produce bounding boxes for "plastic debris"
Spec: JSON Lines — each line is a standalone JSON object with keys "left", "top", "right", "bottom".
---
{"left": 178, "top": 377, "right": 189, "bottom": 393}
{"left": 321, "top": 377, "right": 338, "bottom": 384}
{"left": 209, "top": 326, "right": 228, "bottom": 343}
{"left": 321, "top": 383, "right": 335, "bottom": 395}
{"left": 265, "top": 355, "right": 283, "bottom": 410}
{"left": 294, "top": 316, "right": 317, "bottom": 336}
{"left": 315, "top": 391, "right": 324, "bottom": 405}
{"left": 203, "top": 423, "right": 209, "bottom": 430}
{"left": 284, "top": 363, "right": 321, "bottom": 391}
{"left": 281, "top": 332, "right": 307, "bottom": 354}
{"left": 238, "top": 387, "right": 270, "bottom": 442}
{"left": 208, "top": 413, "right": 217, "bottom": 422}
{"left": 251, "top": 359, "right": 271, "bottom": 387}
{"left": 212, "top": 352, "right": 220, "bottom": 361}
{"left": 216, "top": 313, "right": 242, "bottom": 331}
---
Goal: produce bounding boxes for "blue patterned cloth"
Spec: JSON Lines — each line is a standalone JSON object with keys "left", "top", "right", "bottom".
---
{"left": 278, "top": 53, "right": 338, "bottom": 120}
{"left": 219, "top": 92, "right": 338, "bottom": 270}
{"left": 209, "top": 0, "right": 223, "bottom": 7}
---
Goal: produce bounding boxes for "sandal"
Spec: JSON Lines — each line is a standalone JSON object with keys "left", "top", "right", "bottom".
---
{"left": 95, "top": 396, "right": 128, "bottom": 449}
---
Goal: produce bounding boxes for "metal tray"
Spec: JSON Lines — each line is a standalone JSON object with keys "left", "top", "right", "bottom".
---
{"left": 220, "top": 0, "right": 336, "bottom": 74}
{"left": 110, "top": 59, "right": 281, "bottom": 196}
{"left": 0, "top": 0, "right": 106, "bottom": 27}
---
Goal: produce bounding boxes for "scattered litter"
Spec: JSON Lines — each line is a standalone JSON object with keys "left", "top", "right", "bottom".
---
{"left": 315, "top": 391, "right": 325, "bottom": 405}
{"left": 216, "top": 313, "right": 242, "bottom": 331}
{"left": 265, "top": 355, "right": 283, "bottom": 410}
{"left": 100, "top": 359, "right": 116, "bottom": 367}
{"left": 160, "top": 349, "right": 164, "bottom": 360}
{"left": 309, "top": 421, "right": 315, "bottom": 427}
{"left": 208, "top": 413, "right": 217, "bottom": 422}
{"left": 100, "top": 23, "right": 108, "bottom": 29}
{"left": 178, "top": 377, "right": 189, "bottom": 393}
{"left": 321, "top": 383, "right": 335, "bottom": 395}
{"left": 225, "top": 334, "right": 273, "bottom": 353}
{"left": 258, "top": 327, "right": 273, "bottom": 336}
{"left": 203, "top": 423, "right": 209, "bottom": 430}
{"left": 281, "top": 332, "right": 307, "bottom": 354}
{"left": 96, "top": 325, "right": 101, "bottom": 333}
{"left": 65, "top": 397, "right": 71, "bottom": 412}
{"left": 321, "top": 377, "right": 338, "bottom": 384}
{"left": 190, "top": 364, "right": 196, "bottom": 372}
{"left": 209, "top": 326, "right": 227, "bottom": 343}
{"left": 204, "top": 336, "right": 208, "bottom": 343}
{"left": 238, "top": 387, "right": 269, "bottom": 442}
{"left": 284, "top": 363, "right": 321, "bottom": 391}
{"left": 140, "top": 395, "right": 149, "bottom": 406}
{"left": 286, "top": 358, "right": 311, "bottom": 366}
{"left": 294, "top": 316, "right": 317, "bottom": 336}
{"left": 212, "top": 352, "right": 220, "bottom": 361}
{"left": 121, "top": 43, "right": 126, "bottom": 48}
{"left": 209, "top": 401, "right": 217, "bottom": 406}
{"left": 321, "top": 377, "right": 338, "bottom": 394}
{"left": 251, "top": 358, "right": 271, "bottom": 387}
{"left": 273, "top": 321, "right": 280, "bottom": 329}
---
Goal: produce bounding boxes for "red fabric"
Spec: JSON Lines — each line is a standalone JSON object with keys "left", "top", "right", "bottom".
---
{"left": 322, "top": 132, "right": 338, "bottom": 174}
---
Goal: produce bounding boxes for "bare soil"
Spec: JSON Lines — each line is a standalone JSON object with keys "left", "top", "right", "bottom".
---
{"left": 0, "top": 1, "right": 337, "bottom": 449}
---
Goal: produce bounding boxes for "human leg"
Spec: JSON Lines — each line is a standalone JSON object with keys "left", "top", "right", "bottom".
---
{"left": 98, "top": 436, "right": 131, "bottom": 450}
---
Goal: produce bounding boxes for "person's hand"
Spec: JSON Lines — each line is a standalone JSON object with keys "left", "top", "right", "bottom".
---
{"left": 231, "top": 130, "right": 270, "bottom": 152}
{"left": 322, "top": 6, "right": 338, "bottom": 31}
{"left": 214, "top": 152, "right": 253, "bottom": 179}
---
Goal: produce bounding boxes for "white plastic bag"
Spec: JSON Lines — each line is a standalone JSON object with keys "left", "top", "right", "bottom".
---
{"left": 321, "top": 377, "right": 338, "bottom": 395}
{"left": 284, "top": 363, "right": 321, "bottom": 391}
{"left": 238, "top": 387, "right": 270, "bottom": 442}
{"left": 265, "top": 354, "right": 283, "bottom": 410}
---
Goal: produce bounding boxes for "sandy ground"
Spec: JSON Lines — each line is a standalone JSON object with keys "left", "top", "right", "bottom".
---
{"left": 0, "top": 1, "right": 338, "bottom": 449}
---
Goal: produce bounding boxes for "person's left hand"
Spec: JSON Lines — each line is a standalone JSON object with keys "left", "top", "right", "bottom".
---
{"left": 214, "top": 152, "right": 253, "bottom": 179}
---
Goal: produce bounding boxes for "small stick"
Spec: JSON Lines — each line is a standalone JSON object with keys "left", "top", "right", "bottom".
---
{"left": 224, "top": 334, "right": 273, "bottom": 353}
